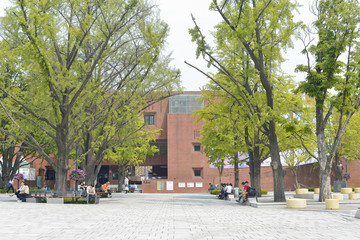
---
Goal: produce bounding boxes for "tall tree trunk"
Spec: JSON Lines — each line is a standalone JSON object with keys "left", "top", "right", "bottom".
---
{"left": 248, "top": 150, "right": 255, "bottom": 185}
{"left": 318, "top": 130, "right": 332, "bottom": 202}
{"left": 84, "top": 163, "right": 96, "bottom": 185}
{"left": 83, "top": 151, "right": 97, "bottom": 185}
{"left": 252, "top": 146, "right": 262, "bottom": 197}
{"left": 55, "top": 121, "right": 70, "bottom": 193}
{"left": 118, "top": 163, "right": 126, "bottom": 192}
{"left": 292, "top": 168, "right": 299, "bottom": 186}
{"left": 316, "top": 99, "right": 332, "bottom": 202}
{"left": 233, "top": 152, "right": 239, "bottom": 188}
{"left": 55, "top": 151, "right": 69, "bottom": 193}
{"left": 245, "top": 128, "right": 262, "bottom": 197}
{"left": 218, "top": 165, "right": 224, "bottom": 187}
{"left": 268, "top": 121, "right": 285, "bottom": 202}
{"left": 319, "top": 167, "right": 332, "bottom": 202}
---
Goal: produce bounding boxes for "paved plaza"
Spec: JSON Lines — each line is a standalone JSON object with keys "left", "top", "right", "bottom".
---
{"left": 0, "top": 192, "right": 359, "bottom": 240}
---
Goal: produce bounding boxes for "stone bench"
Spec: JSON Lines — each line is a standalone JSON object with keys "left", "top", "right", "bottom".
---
{"left": 286, "top": 199, "right": 306, "bottom": 209}
{"left": 325, "top": 199, "right": 339, "bottom": 210}
{"left": 294, "top": 193, "right": 314, "bottom": 200}
{"left": 46, "top": 197, "right": 64, "bottom": 204}
{"left": 295, "top": 189, "right": 308, "bottom": 194}
{"left": 354, "top": 188, "right": 360, "bottom": 193}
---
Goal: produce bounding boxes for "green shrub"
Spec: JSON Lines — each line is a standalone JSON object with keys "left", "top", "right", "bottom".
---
{"left": 261, "top": 189, "right": 268, "bottom": 195}
{"left": 210, "top": 189, "right": 220, "bottom": 195}
{"left": 64, "top": 198, "right": 89, "bottom": 204}
{"left": 307, "top": 188, "right": 314, "bottom": 192}
{"left": 0, "top": 189, "right": 8, "bottom": 193}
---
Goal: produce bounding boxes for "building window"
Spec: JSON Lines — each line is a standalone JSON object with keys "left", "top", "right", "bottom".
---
{"left": 150, "top": 141, "right": 167, "bottom": 155}
{"left": 193, "top": 168, "right": 202, "bottom": 177}
{"left": 169, "top": 94, "right": 204, "bottom": 114}
{"left": 194, "top": 145, "right": 201, "bottom": 152}
{"left": 144, "top": 115, "right": 154, "bottom": 125}
{"left": 112, "top": 172, "right": 118, "bottom": 180}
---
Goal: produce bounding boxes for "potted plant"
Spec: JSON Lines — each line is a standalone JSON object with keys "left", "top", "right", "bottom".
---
{"left": 13, "top": 173, "right": 24, "bottom": 188}
{"left": 343, "top": 172, "right": 351, "bottom": 181}
{"left": 69, "top": 169, "right": 86, "bottom": 182}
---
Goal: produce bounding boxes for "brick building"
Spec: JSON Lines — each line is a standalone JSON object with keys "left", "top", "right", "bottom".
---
{"left": 16, "top": 92, "right": 360, "bottom": 192}
{"left": 140, "top": 92, "right": 360, "bottom": 193}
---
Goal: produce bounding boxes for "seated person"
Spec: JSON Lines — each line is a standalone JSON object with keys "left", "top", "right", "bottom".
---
{"left": 236, "top": 181, "right": 250, "bottom": 203}
{"left": 15, "top": 181, "right": 30, "bottom": 201}
{"left": 223, "top": 183, "right": 232, "bottom": 200}
{"left": 44, "top": 184, "right": 51, "bottom": 191}
{"left": 101, "top": 181, "right": 112, "bottom": 197}
{"left": 208, "top": 183, "right": 215, "bottom": 192}
{"left": 86, "top": 184, "right": 97, "bottom": 203}
{"left": 218, "top": 184, "right": 226, "bottom": 199}
{"left": 80, "top": 181, "right": 87, "bottom": 197}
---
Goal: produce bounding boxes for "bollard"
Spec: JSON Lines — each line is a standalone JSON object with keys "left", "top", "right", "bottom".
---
{"left": 286, "top": 199, "right": 306, "bottom": 209}
{"left": 331, "top": 193, "right": 344, "bottom": 200}
{"left": 349, "top": 193, "right": 357, "bottom": 200}
{"left": 325, "top": 199, "right": 339, "bottom": 210}
{"left": 340, "top": 188, "right": 352, "bottom": 194}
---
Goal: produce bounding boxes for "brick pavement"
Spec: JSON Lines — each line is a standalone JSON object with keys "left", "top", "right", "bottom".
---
{"left": 0, "top": 192, "right": 359, "bottom": 240}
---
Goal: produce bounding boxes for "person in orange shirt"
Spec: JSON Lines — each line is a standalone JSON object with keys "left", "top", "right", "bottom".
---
{"left": 101, "top": 181, "right": 112, "bottom": 197}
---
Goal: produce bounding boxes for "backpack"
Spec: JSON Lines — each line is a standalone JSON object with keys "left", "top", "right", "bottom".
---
{"left": 248, "top": 187, "right": 257, "bottom": 197}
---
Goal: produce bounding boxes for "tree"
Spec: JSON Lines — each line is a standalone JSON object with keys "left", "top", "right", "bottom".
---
{"left": 196, "top": 88, "right": 269, "bottom": 192}
{"left": 330, "top": 111, "right": 360, "bottom": 181}
{"left": 0, "top": 40, "right": 51, "bottom": 187}
{"left": 104, "top": 115, "right": 159, "bottom": 191}
{"left": 296, "top": 0, "right": 360, "bottom": 201}
{"left": 188, "top": 0, "right": 299, "bottom": 201}
{"left": 196, "top": 90, "right": 243, "bottom": 187}
{"left": 0, "top": 0, "right": 180, "bottom": 192}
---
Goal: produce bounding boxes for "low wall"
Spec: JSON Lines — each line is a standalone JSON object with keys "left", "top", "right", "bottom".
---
{"left": 142, "top": 179, "right": 209, "bottom": 193}
{"left": 142, "top": 161, "right": 360, "bottom": 193}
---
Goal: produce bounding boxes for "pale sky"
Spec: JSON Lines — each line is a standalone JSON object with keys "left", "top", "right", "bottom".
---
{"left": 0, "top": 0, "right": 314, "bottom": 90}
{"left": 156, "top": 0, "right": 315, "bottom": 90}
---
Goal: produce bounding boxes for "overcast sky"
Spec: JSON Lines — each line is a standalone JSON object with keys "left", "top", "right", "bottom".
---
{"left": 0, "top": 0, "right": 314, "bottom": 90}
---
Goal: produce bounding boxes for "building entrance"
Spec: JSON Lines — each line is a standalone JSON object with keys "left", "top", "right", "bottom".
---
{"left": 97, "top": 166, "right": 109, "bottom": 184}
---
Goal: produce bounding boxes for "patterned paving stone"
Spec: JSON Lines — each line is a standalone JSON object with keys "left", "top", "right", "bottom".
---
{"left": 0, "top": 193, "right": 359, "bottom": 239}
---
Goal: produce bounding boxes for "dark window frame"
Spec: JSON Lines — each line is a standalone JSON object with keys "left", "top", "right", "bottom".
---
{"left": 194, "top": 145, "right": 201, "bottom": 152}
{"left": 144, "top": 114, "right": 155, "bottom": 125}
{"left": 193, "top": 168, "right": 203, "bottom": 178}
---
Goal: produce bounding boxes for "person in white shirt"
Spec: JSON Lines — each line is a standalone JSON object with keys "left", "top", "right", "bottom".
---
{"left": 124, "top": 176, "right": 129, "bottom": 194}
{"left": 15, "top": 181, "right": 30, "bottom": 201}
{"left": 224, "top": 183, "right": 232, "bottom": 200}
{"left": 86, "top": 184, "right": 97, "bottom": 204}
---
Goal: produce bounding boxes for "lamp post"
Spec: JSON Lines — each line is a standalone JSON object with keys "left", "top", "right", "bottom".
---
{"left": 75, "top": 145, "right": 79, "bottom": 195}
{"left": 344, "top": 156, "right": 348, "bottom": 173}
